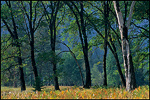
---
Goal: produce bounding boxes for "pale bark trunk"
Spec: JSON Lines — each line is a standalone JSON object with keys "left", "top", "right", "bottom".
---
{"left": 113, "top": 1, "right": 136, "bottom": 91}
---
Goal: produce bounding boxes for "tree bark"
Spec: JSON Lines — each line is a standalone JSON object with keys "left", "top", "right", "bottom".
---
{"left": 18, "top": 46, "right": 26, "bottom": 91}
{"left": 113, "top": 1, "right": 136, "bottom": 91}
{"left": 84, "top": 9, "right": 126, "bottom": 88}
{"left": 2, "top": 1, "right": 26, "bottom": 91}
{"left": 29, "top": 1, "right": 41, "bottom": 91}
{"left": 65, "top": 1, "right": 91, "bottom": 88}
{"left": 51, "top": 23, "right": 60, "bottom": 90}
{"left": 50, "top": 1, "right": 60, "bottom": 90}
{"left": 103, "top": 1, "right": 109, "bottom": 86}
{"left": 80, "top": 1, "right": 91, "bottom": 88}
{"left": 108, "top": 33, "right": 126, "bottom": 87}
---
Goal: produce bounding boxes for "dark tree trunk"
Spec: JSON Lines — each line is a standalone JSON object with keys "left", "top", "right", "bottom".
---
{"left": 83, "top": 52, "right": 91, "bottom": 88}
{"left": 80, "top": 2, "right": 91, "bottom": 88}
{"left": 114, "top": 53, "right": 126, "bottom": 87}
{"left": 53, "top": 63, "right": 60, "bottom": 90}
{"left": 108, "top": 34, "right": 126, "bottom": 87}
{"left": 2, "top": 1, "right": 26, "bottom": 91}
{"left": 15, "top": 36, "right": 26, "bottom": 91}
{"left": 29, "top": 1, "right": 41, "bottom": 91}
{"left": 47, "top": 2, "right": 60, "bottom": 90}
{"left": 51, "top": 15, "right": 60, "bottom": 90}
{"left": 103, "top": 45, "right": 107, "bottom": 86}
{"left": 85, "top": 1, "right": 126, "bottom": 88}
{"left": 103, "top": 1, "right": 109, "bottom": 86}
{"left": 16, "top": 34, "right": 26, "bottom": 91}
{"left": 13, "top": 71, "right": 17, "bottom": 88}
{"left": 18, "top": 49, "right": 26, "bottom": 91}
{"left": 31, "top": 74, "right": 33, "bottom": 86}
{"left": 51, "top": 26, "right": 60, "bottom": 90}
{"left": 63, "top": 2, "right": 85, "bottom": 87}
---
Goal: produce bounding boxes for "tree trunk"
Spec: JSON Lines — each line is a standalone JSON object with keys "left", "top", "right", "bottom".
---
{"left": 18, "top": 55, "right": 26, "bottom": 91}
{"left": 15, "top": 36, "right": 26, "bottom": 91}
{"left": 103, "top": 1, "right": 109, "bottom": 86}
{"left": 113, "top": 1, "right": 136, "bottom": 91}
{"left": 122, "top": 28, "right": 136, "bottom": 91}
{"left": 84, "top": 6, "right": 126, "bottom": 88}
{"left": 13, "top": 71, "right": 17, "bottom": 88}
{"left": 17, "top": 38, "right": 26, "bottom": 91}
{"left": 108, "top": 33, "right": 126, "bottom": 87}
{"left": 53, "top": 63, "right": 60, "bottom": 90}
{"left": 50, "top": 9, "right": 60, "bottom": 90}
{"left": 113, "top": 52, "right": 126, "bottom": 87}
{"left": 80, "top": 1, "right": 91, "bottom": 88}
{"left": 2, "top": 1, "right": 26, "bottom": 91}
{"left": 29, "top": 1, "right": 41, "bottom": 91}
{"left": 31, "top": 74, "right": 33, "bottom": 86}
{"left": 83, "top": 52, "right": 91, "bottom": 88}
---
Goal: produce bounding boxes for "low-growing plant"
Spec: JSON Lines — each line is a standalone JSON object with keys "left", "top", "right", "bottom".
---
{"left": 1, "top": 85, "right": 149, "bottom": 99}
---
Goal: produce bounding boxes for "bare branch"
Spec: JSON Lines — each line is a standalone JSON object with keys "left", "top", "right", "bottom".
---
{"left": 57, "top": 51, "right": 70, "bottom": 56}
{"left": 56, "top": 40, "right": 84, "bottom": 86}
{"left": 2, "top": 19, "right": 14, "bottom": 38}
{"left": 126, "top": 1, "right": 135, "bottom": 29}
{"left": 20, "top": 1, "right": 30, "bottom": 21}
{"left": 131, "top": 22, "right": 149, "bottom": 33}
{"left": 113, "top": 1, "right": 124, "bottom": 35}
{"left": 34, "top": 13, "right": 45, "bottom": 32}
{"left": 41, "top": 1, "right": 51, "bottom": 23}
{"left": 33, "top": 1, "right": 39, "bottom": 29}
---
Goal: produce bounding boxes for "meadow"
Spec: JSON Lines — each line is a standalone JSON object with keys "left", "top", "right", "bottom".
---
{"left": 1, "top": 85, "right": 149, "bottom": 99}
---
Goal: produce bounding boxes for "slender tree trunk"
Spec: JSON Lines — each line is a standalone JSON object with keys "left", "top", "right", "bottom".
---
{"left": 51, "top": 28, "right": 60, "bottom": 90}
{"left": 53, "top": 63, "right": 60, "bottom": 90}
{"left": 18, "top": 48, "right": 26, "bottom": 91}
{"left": 83, "top": 51, "right": 91, "bottom": 88}
{"left": 113, "top": 52, "right": 126, "bottom": 87}
{"left": 16, "top": 34, "right": 26, "bottom": 91}
{"left": 108, "top": 33, "right": 126, "bottom": 87}
{"left": 63, "top": 2, "right": 85, "bottom": 87}
{"left": 103, "top": 1, "right": 109, "bottom": 86}
{"left": 29, "top": 1, "right": 41, "bottom": 91}
{"left": 51, "top": 11, "right": 60, "bottom": 90}
{"left": 13, "top": 71, "right": 17, "bottom": 88}
{"left": 113, "top": 1, "right": 136, "bottom": 91}
{"left": 2, "top": 1, "right": 26, "bottom": 91}
{"left": 31, "top": 74, "right": 33, "bottom": 86}
{"left": 80, "top": 1, "right": 91, "bottom": 88}
{"left": 85, "top": 7, "right": 126, "bottom": 88}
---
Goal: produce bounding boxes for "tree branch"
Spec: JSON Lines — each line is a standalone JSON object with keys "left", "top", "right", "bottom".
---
{"left": 126, "top": 1, "right": 135, "bottom": 29}
{"left": 131, "top": 22, "right": 149, "bottom": 33}
{"left": 20, "top": 1, "right": 30, "bottom": 22}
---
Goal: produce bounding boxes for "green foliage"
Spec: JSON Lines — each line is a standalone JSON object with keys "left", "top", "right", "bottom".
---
{"left": 37, "top": 51, "right": 64, "bottom": 65}
{"left": 33, "top": 76, "right": 44, "bottom": 91}
{"left": 58, "top": 53, "right": 84, "bottom": 86}
{"left": 91, "top": 64, "right": 103, "bottom": 86}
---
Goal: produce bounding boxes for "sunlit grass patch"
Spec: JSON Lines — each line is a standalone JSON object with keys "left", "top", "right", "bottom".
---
{"left": 1, "top": 85, "right": 149, "bottom": 99}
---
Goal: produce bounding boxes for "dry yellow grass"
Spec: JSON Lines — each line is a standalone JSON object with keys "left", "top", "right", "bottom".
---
{"left": 1, "top": 85, "right": 149, "bottom": 99}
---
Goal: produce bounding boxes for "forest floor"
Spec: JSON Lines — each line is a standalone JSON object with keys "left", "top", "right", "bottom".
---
{"left": 1, "top": 85, "right": 149, "bottom": 99}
